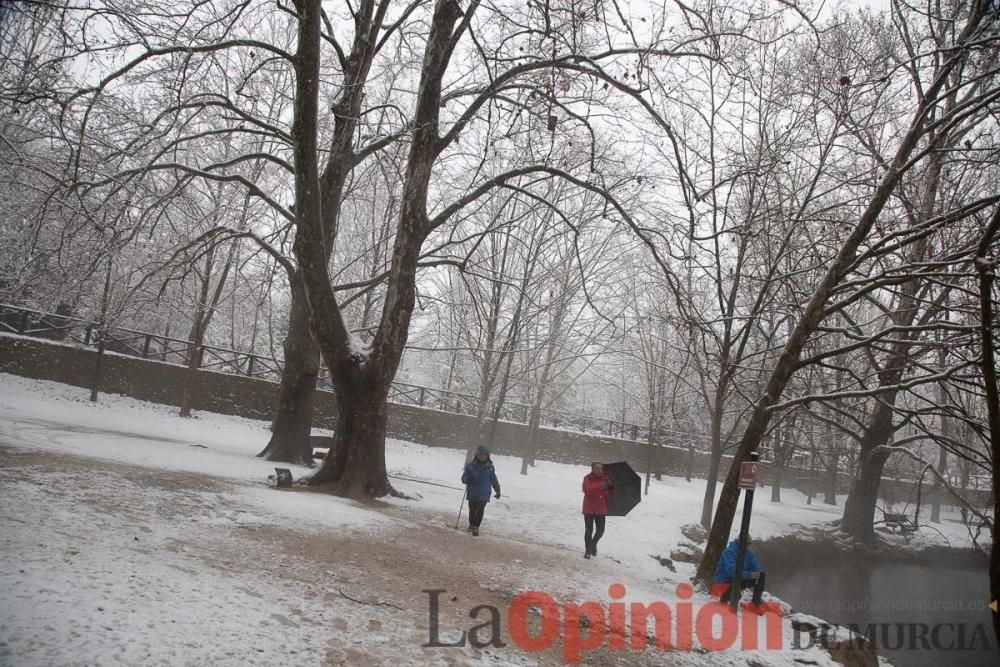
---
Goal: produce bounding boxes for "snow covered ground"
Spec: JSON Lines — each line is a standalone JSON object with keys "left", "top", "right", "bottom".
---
{"left": 0, "top": 373, "right": 947, "bottom": 665}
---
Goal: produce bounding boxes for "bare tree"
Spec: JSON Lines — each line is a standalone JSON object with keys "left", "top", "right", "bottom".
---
{"left": 696, "top": 1, "right": 1000, "bottom": 584}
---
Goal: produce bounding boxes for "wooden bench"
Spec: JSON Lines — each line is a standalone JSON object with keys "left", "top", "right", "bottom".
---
{"left": 881, "top": 513, "right": 919, "bottom": 534}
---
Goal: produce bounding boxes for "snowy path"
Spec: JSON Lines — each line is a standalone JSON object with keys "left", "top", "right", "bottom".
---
{"left": 0, "top": 375, "right": 894, "bottom": 665}
{"left": 1, "top": 440, "right": 555, "bottom": 666}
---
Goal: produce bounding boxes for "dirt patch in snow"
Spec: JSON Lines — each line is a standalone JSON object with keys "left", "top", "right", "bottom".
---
{"left": 0, "top": 446, "right": 687, "bottom": 666}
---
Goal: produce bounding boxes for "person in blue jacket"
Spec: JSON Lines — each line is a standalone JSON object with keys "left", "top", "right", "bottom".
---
{"left": 461, "top": 445, "right": 501, "bottom": 536}
{"left": 714, "top": 536, "right": 766, "bottom": 606}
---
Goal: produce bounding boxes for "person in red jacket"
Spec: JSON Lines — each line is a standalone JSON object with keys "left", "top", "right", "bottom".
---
{"left": 581, "top": 461, "right": 614, "bottom": 559}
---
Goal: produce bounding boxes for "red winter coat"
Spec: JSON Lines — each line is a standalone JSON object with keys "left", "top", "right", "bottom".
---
{"left": 582, "top": 473, "right": 615, "bottom": 515}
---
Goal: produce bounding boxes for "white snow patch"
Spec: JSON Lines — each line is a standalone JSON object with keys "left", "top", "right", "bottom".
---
{"left": 0, "top": 374, "right": 917, "bottom": 666}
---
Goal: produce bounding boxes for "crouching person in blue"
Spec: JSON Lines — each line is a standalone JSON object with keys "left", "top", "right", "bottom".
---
{"left": 714, "top": 536, "right": 766, "bottom": 607}
{"left": 461, "top": 445, "right": 501, "bottom": 536}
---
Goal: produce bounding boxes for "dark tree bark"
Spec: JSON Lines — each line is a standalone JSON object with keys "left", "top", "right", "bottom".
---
{"left": 485, "top": 228, "right": 539, "bottom": 448}
{"left": 842, "top": 446, "right": 892, "bottom": 541}
{"left": 835, "top": 9, "right": 986, "bottom": 537}
{"left": 519, "top": 409, "right": 543, "bottom": 475}
{"left": 178, "top": 262, "right": 212, "bottom": 418}
{"left": 959, "top": 453, "right": 971, "bottom": 525}
{"left": 699, "top": 396, "right": 725, "bottom": 528}
{"left": 90, "top": 253, "right": 114, "bottom": 403}
{"left": 931, "top": 345, "right": 949, "bottom": 523}
{"left": 177, "top": 340, "right": 204, "bottom": 417}
{"left": 520, "top": 337, "right": 557, "bottom": 475}
{"left": 972, "top": 206, "right": 1000, "bottom": 647}
{"left": 309, "top": 369, "right": 392, "bottom": 496}
{"left": 470, "top": 231, "right": 513, "bottom": 446}
{"left": 841, "top": 378, "right": 904, "bottom": 542}
{"left": 823, "top": 418, "right": 838, "bottom": 506}
{"left": 770, "top": 416, "right": 796, "bottom": 503}
{"left": 770, "top": 460, "right": 784, "bottom": 503}
{"left": 89, "top": 337, "right": 106, "bottom": 402}
{"left": 258, "top": 277, "right": 320, "bottom": 465}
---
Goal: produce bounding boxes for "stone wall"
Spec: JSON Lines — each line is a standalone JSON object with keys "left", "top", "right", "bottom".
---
{"left": 0, "top": 334, "right": 676, "bottom": 465}
{"left": 0, "top": 333, "right": 982, "bottom": 508}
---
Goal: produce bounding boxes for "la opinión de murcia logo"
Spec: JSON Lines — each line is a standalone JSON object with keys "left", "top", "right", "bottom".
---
{"left": 424, "top": 583, "right": 784, "bottom": 663}
{"left": 423, "top": 585, "right": 995, "bottom": 663}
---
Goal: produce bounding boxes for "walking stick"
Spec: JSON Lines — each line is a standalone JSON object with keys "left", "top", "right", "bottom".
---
{"left": 454, "top": 487, "right": 468, "bottom": 530}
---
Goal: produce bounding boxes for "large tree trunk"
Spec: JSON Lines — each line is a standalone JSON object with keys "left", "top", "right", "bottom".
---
{"left": 842, "top": 449, "right": 891, "bottom": 542}
{"left": 836, "top": 396, "right": 903, "bottom": 532}
{"left": 309, "top": 376, "right": 392, "bottom": 497}
{"left": 258, "top": 279, "right": 320, "bottom": 465}
{"left": 841, "top": 398, "right": 897, "bottom": 542}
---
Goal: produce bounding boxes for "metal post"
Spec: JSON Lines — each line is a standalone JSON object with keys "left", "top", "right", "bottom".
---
{"left": 84, "top": 324, "right": 93, "bottom": 346}
{"left": 730, "top": 452, "right": 759, "bottom": 610}
{"left": 418, "top": 387, "right": 426, "bottom": 406}
{"left": 18, "top": 310, "right": 29, "bottom": 335}
{"left": 246, "top": 355, "right": 255, "bottom": 377}
{"left": 142, "top": 334, "right": 151, "bottom": 358}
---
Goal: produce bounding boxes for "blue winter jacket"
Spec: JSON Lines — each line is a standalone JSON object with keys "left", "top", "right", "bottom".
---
{"left": 462, "top": 446, "right": 501, "bottom": 503}
{"left": 714, "top": 539, "right": 763, "bottom": 584}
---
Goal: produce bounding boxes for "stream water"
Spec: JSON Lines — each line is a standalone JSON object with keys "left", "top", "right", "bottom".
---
{"left": 768, "top": 558, "right": 997, "bottom": 666}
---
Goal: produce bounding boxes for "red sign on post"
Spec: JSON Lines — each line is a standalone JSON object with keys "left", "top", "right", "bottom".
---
{"left": 738, "top": 462, "right": 758, "bottom": 490}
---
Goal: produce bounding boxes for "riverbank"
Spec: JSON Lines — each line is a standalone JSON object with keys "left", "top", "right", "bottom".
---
{"left": 754, "top": 524, "right": 987, "bottom": 570}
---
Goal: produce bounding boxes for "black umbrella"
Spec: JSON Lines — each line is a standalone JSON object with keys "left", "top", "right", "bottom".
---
{"left": 603, "top": 461, "right": 642, "bottom": 516}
